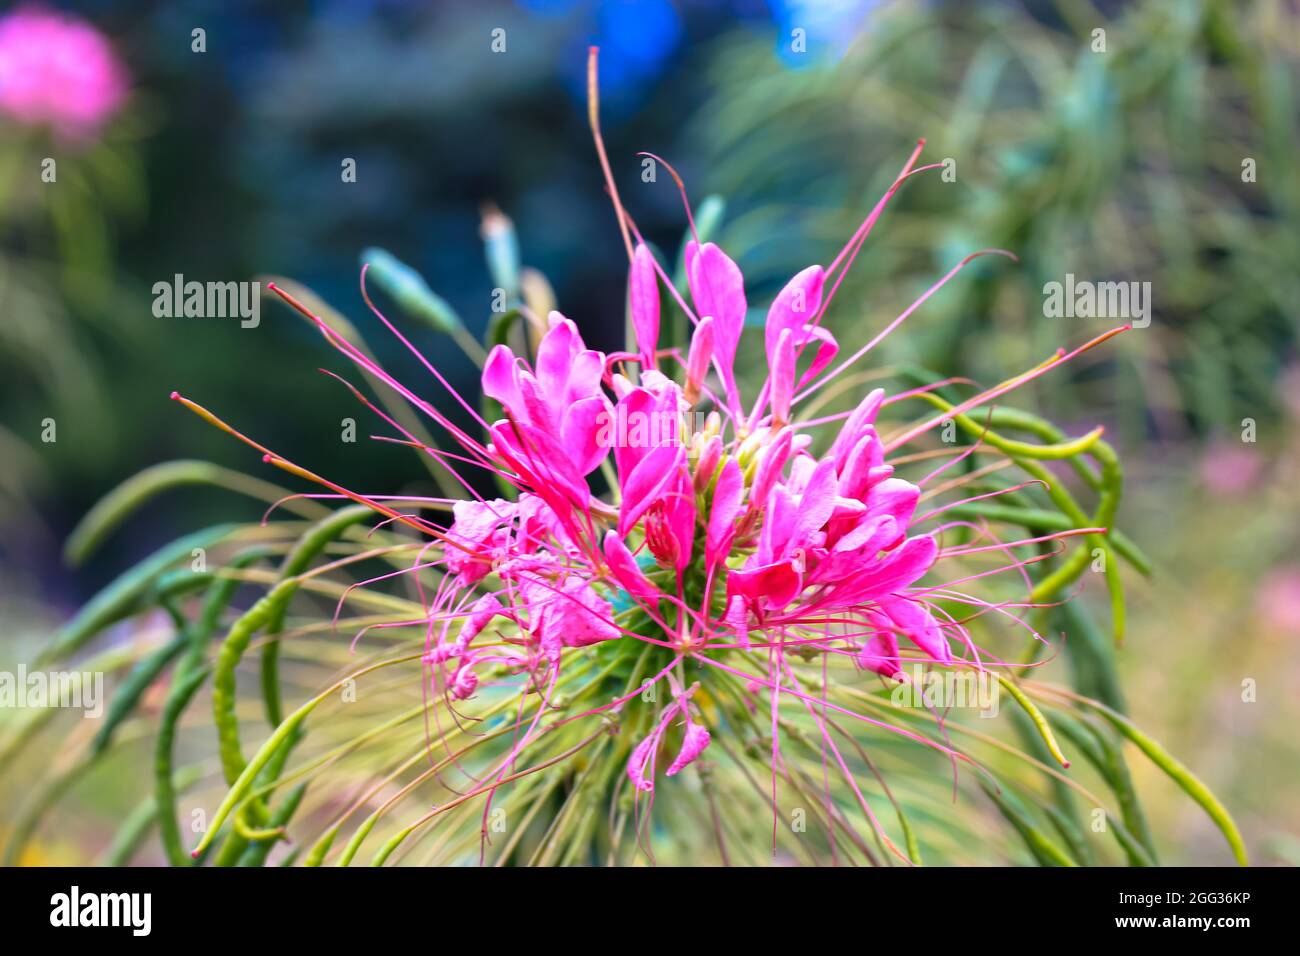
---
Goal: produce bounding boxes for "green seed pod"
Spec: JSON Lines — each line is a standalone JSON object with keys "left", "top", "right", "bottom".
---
{"left": 361, "top": 247, "right": 464, "bottom": 334}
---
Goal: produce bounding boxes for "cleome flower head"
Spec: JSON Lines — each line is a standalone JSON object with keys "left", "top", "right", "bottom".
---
{"left": 140, "top": 49, "right": 1255, "bottom": 871}
{"left": 6, "top": 49, "right": 1250, "bottom": 872}
{"left": 0, "top": 6, "right": 128, "bottom": 141}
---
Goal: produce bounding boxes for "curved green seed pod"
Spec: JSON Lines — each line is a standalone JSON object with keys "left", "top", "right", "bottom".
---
{"left": 1087, "top": 701, "right": 1248, "bottom": 866}
{"left": 219, "top": 724, "right": 305, "bottom": 866}
{"left": 212, "top": 507, "right": 374, "bottom": 784}
{"left": 212, "top": 583, "right": 293, "bottom": 785}
{"left": 943, "top": 502, "right": 1150, "bottom": 574}
{"left": 237, "top": 784, "right": 307, "bottom": 867}
{"left": 193, "top": 652, "right": 422, "bottom": 857}
{"left": 260, "top": 505, "right": 373, "bottom": 728}
{"left": 155, "top": 664, "right": 211, "bottom": 866}
{"left": 150, "top": 548, "right": 277, "bottom": 866}
{"left": 995, "top": 675, "right": 1070, "bottom": 768}
{"left": 360, "top": 247, "right": 468, "bottom": 337}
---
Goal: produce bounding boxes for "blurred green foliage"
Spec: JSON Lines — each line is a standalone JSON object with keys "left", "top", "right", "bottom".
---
{"left": 690, "top": 0, "right": 1300, "bottom": 443}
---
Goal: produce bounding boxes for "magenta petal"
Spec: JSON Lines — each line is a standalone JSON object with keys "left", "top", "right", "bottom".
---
{"left": 751, "top": 427, "right": 793, "bottom": 510}
{"left": 831, "top": 387, "right": 886, "bottom": 467}
{"left": 793, "top": 324, "right": 839, "bottom": 390}
{"left": 770, "top": 328, "right": 796, "bottom": 425}
{"left": 566, "top": 350, "right": 606, "bottom": 405}
{"left": 858, "top": 630, "right": 902, "bottom": 679}
{"left": 864, "top": 477, "right": 921, "bottom": 528}
{"left": 854, "top": 534, "right": 939, "bottom": 596}
{"left": 629, "top": 243, "right": 660, "bottom": 368}
{"left": 552, "top": 579, "right": 621, "bottom": 648}
{"left": 706, "top": 457, "right": 744, "bottom": 569}
{"left": 627, "top": 735, "right": 657, "bottom": 792}
{"left": 759, "top": 485, "right": 799, "bottom": 560}
{"left": 838, "top": 431, "right": 884, "bottom": 499}
{"left": 454, "top": 593, "right": 506, "bottom": 652}
{"left": 686, "top": 315, "right": 715, "bottom": 397}
{"left": 764, "top": 264, "right": 825, "bottom": 366}
{"left": 687, "top": 242, "right": 746, "bottom": 398}
{"left": 618, "top": 443, "right": 685, "bottom": 535}
{"left": 794, "top": 457, "right": 839, "bottom": 543}
{"left": 561, "top": 395, "right": 613, "bottom": 476}
{"left": 666, "top": 722, "right": 711, "bottom": 776}
{"left": 878, "top": 595, "right": 950, "bottom": 663}
{"left": 728, "top": 560, "right": 803, "bottom": 610}
{"left": 603, "top": 531, "right": 660, "bottom": 603}
{"left": 666, "top": 471, "right": 698, "bottom": 570}
{"left": 612, "top": 387, "right": 656, "bottom": 480}
{"left": 481, "top": 344, "right": 521, "bottom": 412}
{"left": 491, "top": 419, "right": 589, "bottom": 507}
{"left": 535, "top": 317, "right": 578, "bottom": 396}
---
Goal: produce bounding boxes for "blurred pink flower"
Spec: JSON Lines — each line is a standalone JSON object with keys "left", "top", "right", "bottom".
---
{"left": 1199, "top": 440, "right": 1263, "bottom": 494}
{"left": 0, "top": 7, "right": 128, "bottom": 140}
{"left": 1256, "top": 567, "right": 1300, "bottom": 635}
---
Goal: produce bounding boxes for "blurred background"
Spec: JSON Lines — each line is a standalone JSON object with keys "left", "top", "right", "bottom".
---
{"left": 1, "top": 0, "right": 1297, "bottom": 863}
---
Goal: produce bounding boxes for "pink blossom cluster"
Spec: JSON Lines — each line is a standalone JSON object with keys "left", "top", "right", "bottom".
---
{"left": 0, "top": 7, "right": 127, "bottom": 140}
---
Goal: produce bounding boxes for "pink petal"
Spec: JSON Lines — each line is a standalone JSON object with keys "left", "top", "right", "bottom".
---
{"left": 453, "top": 593, "right": 506, "bottom": 652}
{"left": 693, "top": 434, "right": 722, "bottom": 493}
{"left": 666, "top": 722, "right": 711, "bottom": 776}
{"left": 627, "top": 735, "right": 657, "bottom": 792}
{"left": 629, "top": 243, "right": 660, "bottom": 368}
{"left": 831, "top": 387, "right": 886, "bottom": 469}
{"left": 837, "top": 431, "right": 884, "bottom": 499}
{"left": 685, "top": 315, "right": 715, "bottom": 400}
{"left": 449, "top": 663, "right": 478, "bottom": 700}
{"left": 490, "top": 419, "right": 589, "bottom": 507}
{"left": 552, "top": 579, "right": 621, "bottom": 648}
{"left": 750, "top": 428, "right": 793, "bottom": 514}
{"left": 603, "top": 531, "right": 660, "bottom": 603}
{"left": 728, "top": 559, "right": 803, "bottom": 610}
{"left": 566, "top": 350, "right": 606, "bottom": 406}
{"left": 612, "top": 387, "right": 657, "bottom": 480}
{"left": 706, "top": 457, "right": 744, "bottom": 569}
{"left": 481, "top": 344, "right": 521, "bottom": 413}
{"left": 764, "top": 264, "right": 825, "bottom": 366}
{"left": 836, "top": 534, "right": 938, "bottom": 601}
{"left": 793, "top": 457, "right": 838, "bottom": 544}
{"left": 878, "top": 595, "right": 950, "bottom": 663}
{"left": 770, "top": 328, "right": 796, "bottom": 427}
{"left": 535, "top": 316, "right": 578, "bottom": 396}
{"left": 793, "top": 325, "right": 839, "bottom": 390}
{"left": 687, "top": 242, "right": 746, "bottom": 401}
{"left": 561, "top": 395, "right": 614, "bottom": 476}
{"left": 858, "top": 630, "right": 902, "bottom": 679}
{"left": 618, "top": 443, "right": 685, "bottom": 535}
{"left": 863, "top": 477, "right": 921, "bottom": 530}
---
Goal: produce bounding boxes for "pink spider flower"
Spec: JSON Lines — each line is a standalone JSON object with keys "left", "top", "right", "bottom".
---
{"left": 172, "top": 50, "right": 1127, "bottom": 860}
{"left": 0, "top": 7, "right": 128, "bottom": 141}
